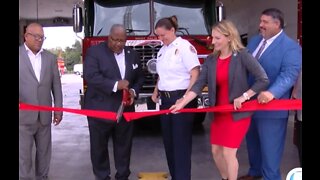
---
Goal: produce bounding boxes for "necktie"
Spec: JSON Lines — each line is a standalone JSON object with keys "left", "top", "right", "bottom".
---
{"left": 255, "top": 40, "right": 267, "bottom": 59}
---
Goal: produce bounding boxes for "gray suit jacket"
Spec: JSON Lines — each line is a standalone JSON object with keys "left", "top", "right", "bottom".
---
{"left": 19, "top": 45, "right": 63, "bottom": 125}
{"left": 191, "top": 49, "right": 269, "bottom": 121}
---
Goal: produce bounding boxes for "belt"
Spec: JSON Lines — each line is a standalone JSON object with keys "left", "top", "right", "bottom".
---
{"left": 159, "top": 89, "right": 186, "bottom": 98}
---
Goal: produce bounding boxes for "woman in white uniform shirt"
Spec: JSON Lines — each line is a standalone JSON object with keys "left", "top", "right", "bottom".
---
{"left": 151, "top": 15, "right": 200, "bottom": 180}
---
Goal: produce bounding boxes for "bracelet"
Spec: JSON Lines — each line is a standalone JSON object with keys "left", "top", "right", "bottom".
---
{"left": 243, "top": 92, "right": 250, "bottom": 100}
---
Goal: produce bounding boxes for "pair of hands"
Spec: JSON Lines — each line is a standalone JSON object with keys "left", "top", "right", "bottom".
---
{"left": 167, "top": 90, "right": 275, "bottom": 113}
{"left": 233, "top": 91, "right": 274, "bottom": 110}
{"left": 151, "top": 90, "right": 186, "bottom": 113}
{"left": 232, "top": 91, "right": 274, "bottom": 110}
{"left": 154, "top": 93, "right": 248, "bottom": 113}
{"left": 118, "top": 80, "right": 135, "bottom": 106}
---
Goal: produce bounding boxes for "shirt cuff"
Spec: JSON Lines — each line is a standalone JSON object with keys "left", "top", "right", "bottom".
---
{"left": 130, "top": 88, "right": 136, "bottom": 97}
{"left": 113, "top": 81, "right": 118, "bottom": 92}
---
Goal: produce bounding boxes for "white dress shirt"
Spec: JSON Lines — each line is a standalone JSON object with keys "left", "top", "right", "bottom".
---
{"left": 24, "top": 43, "right": 43, "bottom": 82}
{"left": 253, "top": 30, "right": 283, "bottom": 58}
{"left": 113, "top": 49, "right": 126, "bottom": 92}
{"left": 115, "top": 50, "right": 126, "bottom": 79}
{"left": 156, "top": 37, "right": 200, "bottom": 91}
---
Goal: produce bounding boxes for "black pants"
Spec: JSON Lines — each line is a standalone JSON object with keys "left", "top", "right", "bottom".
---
{"left": 159, "top": 90, "right": 197, "bottom": 180}
{"left": 293, "top": 116, "right": 302, "bottom": 167}
{"left": 87, "top": 117, "right": 133, "bottom": 180}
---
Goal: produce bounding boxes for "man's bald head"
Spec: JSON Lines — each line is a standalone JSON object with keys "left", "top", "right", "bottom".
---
{"left": 24, "top": 22, "right": 45, "bottom": 54}
{"left": 26, "top": 23, "right": 43, "bottom": 32}
{"left": 109, "top": 24, "right": 126, "bottom": 35}
{"left": 108, "top": 24, "right": 127, "bottom": 54}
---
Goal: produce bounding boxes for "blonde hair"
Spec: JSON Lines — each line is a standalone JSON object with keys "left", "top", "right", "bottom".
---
{"left": 211, "top": 20, "right": 244, "bottom": 55}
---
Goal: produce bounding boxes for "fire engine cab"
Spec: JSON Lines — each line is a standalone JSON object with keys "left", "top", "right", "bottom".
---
{"left": 73, "top": 0, "right": 226, "bottom": 123}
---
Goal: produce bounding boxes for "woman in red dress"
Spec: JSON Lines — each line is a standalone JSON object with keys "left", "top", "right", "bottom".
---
{"left": 170, "top": 20, "right": 269, "bottom": 180}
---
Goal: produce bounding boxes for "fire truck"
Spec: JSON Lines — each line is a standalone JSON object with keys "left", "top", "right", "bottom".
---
{"left": 73, "top": 0, "right": 225, "bottom": 124}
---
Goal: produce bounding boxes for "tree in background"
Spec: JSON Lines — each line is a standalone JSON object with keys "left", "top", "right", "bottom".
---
{"left": 46, "top": 40, "right": 82, "bottom": 72}
{"left": 64, "top": 40, "right": 82, "bottom": 71}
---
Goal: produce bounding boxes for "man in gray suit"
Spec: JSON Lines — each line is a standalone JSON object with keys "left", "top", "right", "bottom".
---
{"left": 19, "top": 22, "right": 63, "bottom": 180}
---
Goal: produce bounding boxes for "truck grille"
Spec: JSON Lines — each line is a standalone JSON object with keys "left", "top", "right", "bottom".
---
{"left": 130, "top": 45, "right": 162, "bottom": 93}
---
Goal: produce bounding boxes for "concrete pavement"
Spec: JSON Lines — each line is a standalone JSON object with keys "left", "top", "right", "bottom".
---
{"left": 47, "top": 74, "right": 300, "bottom": 180}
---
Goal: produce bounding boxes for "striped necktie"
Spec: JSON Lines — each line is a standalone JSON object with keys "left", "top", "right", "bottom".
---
{"left": 255, "top": 40, "right": 267, "bottom": 59}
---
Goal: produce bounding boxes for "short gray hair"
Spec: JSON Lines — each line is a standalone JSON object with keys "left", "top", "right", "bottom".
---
{"left": 110, "top": 24, "right": 126, "bottom": 34}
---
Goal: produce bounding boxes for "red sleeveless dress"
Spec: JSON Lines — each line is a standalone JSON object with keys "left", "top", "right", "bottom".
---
{"left": 210, "top": 55, "right": 251, "bottom": 148}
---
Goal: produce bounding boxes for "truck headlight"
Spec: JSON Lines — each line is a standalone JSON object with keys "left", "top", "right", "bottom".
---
{"left": 146, "top": 59, "right": 157, "bottom": 74}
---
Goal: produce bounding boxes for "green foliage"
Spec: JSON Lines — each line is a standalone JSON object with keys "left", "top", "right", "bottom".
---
{"left": 45, "top": 40, "right": 82, "bottom": 71}
{"left": 64, "top": 40, "right": 82, "bottom": 71}
{"left": 46, "top": 48, "right": 62, "bottom": 55}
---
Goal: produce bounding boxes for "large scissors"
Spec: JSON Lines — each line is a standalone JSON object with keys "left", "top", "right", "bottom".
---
{"left": 116, "top": 89, "right": 131, "bottom": 123}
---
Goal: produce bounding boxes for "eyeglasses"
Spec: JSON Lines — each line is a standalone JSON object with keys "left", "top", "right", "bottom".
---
{"left": 27, "top": 33, "right": 46, "bottom": 41}
{"left": 109, "top": 36, "right": 126, "bottom": 44}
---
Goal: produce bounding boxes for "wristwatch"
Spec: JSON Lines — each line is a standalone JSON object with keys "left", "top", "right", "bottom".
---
{"left": 243, "top": 92, "right": 250, "bottom": 100}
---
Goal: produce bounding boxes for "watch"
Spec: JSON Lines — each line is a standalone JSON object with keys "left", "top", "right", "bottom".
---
{"left": 243, "top": 92, "right": 250, "bottom": 100}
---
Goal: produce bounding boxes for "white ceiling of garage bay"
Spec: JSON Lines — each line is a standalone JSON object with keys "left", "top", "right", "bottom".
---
{"left": 19, "top": 0, "right": 81, "bottom": 20}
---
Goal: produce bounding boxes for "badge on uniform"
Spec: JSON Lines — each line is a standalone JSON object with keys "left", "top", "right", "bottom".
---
{"left": 189, "top": 46, "right": 197, "bottom": 54}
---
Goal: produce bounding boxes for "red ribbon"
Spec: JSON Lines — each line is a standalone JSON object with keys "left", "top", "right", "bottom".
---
{"left": 19, "top": 103, "right": 117, "bottom": 121}
{"left": 123, "top": 99, "right": 302, "bottom": 121}
{"left": 19, "top": 99, "right": 301, "bottom": 122}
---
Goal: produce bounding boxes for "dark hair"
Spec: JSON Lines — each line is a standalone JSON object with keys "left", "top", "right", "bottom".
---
{"left": 262, "top": 8, "right": 285, "bottom": 29}
{"left": 155, "top": 15, "right": 178, "bottom": 31}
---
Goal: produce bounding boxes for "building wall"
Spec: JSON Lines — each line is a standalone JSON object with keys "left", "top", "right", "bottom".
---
{"left": 19, "top": 0, "right": 299, "bottom": 45}
{"left": 220, "top": 0, "right": 298, "bottom": 42}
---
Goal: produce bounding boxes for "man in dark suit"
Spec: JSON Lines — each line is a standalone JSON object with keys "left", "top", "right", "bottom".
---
{"left": 83, "top": 24, "right": 144, "bottom": 180}
{"left": 238, "top": 8, "right": 302, "bottom": 180}
{"left": 19, "top": 22, "right": 63, "bottom": 180}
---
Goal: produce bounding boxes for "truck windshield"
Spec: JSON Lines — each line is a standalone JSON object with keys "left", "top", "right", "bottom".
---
{"left": 154, "top": 2, "right": 208, "bottom": 35}
{"left": 94, "top": 2, "right": 150, "bottom": 36}
{"left": 92, "top": 0, "right": 214, "bottom": 36}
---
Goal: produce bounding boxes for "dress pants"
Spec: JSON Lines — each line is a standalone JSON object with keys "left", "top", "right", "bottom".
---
{"left": 19, "top": 117, "right": 52, "bottom": 180}
{"left": 245, "top": 117, "right": 288, "bottom": 180}
{"left": 88, "top": 116, "right": 133, "bottom": 180}
{"left": 160, "top": 92, "right": 197, "bottom": 180}
{"left": 293, "top": 115, "right": 302, "bottom": 167}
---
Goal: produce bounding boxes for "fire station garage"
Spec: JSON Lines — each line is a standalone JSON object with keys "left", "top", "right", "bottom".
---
{"left": 19, "top": 0, "right": 302, "bottom": 179}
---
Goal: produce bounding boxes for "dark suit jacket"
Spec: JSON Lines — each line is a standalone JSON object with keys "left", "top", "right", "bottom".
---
{"left": 247, "top": 32, "right": 302, "bottom": 119}
{"left": 19, "top": 45, "right": 63, "bottom": 125}
{"left": 191, "top": 49, "right": 269, "bottom": 121}
{"left": 83, "top": 41, "right": 144, "bottom": 120}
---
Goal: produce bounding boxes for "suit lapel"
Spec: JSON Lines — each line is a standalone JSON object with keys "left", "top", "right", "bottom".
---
{"left": 210, "top": 56, "right": 217, "bottom": 94}
{"left": 228, "top": 53, "right": 237, "bottom": 91}
{"left": 259, "top": 32, "right": 284, "bottom": 60}
{"left": 124, "top": 47, "right": 133, "bottom": 80}
{"left": 39, "top": 52, "right": 48, "bottom": 83}
{"left": 105, "top": 45, "right": 122, "bottom": 79}
{"left": 20, "top": 46, "right": 39, "bottom": 82}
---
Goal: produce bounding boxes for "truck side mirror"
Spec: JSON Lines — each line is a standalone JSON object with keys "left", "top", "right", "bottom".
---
{"left": 216, "top": 1, "right": 225, "bottom": 22}
{"left": 73, "top": 4, "right": 83, "bottom": 33}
